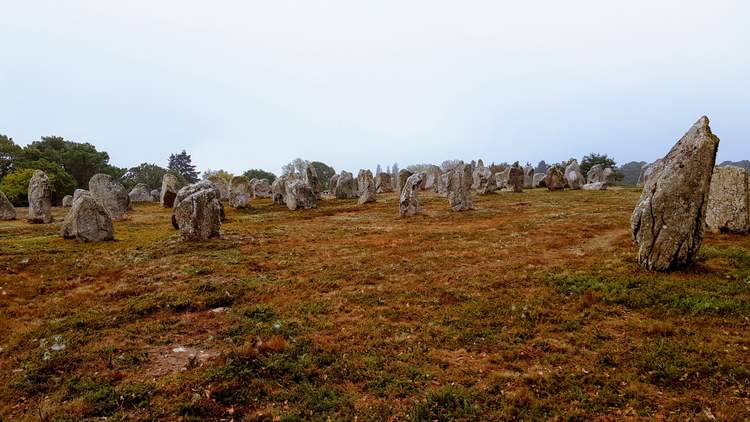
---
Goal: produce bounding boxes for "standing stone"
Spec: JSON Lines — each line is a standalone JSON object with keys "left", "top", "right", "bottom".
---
{"left": 545, "top": 166, "right": 565, "bottom": 191}
{"left": 251, "top": 179, "right": 272, "bottom": 198}
{"left": 271, "top": 175, "right": 291, "bottom": 205}
{"left": 89, "top": 173, "right": 130, "bottom": 220}
{"left": 335, "top": 171, "right": 358, "bottom": 199}
{"left": 151, "top": 189, "right": 160, "bottom": 202}
{"left": 424, "top": 165, "right": 441, "bottom": 191}
{"left": 129, "top": 183, "right": 153, "bottom": 203}
{"left": 27, "top": 170, "right": 53, "bottom": 223}
{"left": 0, "top": 191, "right": 16, "bottom": 220}
{"left": 229, "top": 176, "right": 252, "bottom": 208}
{"left": 473, "top": 162, "right": 496, "bottom": 195}
{"left": 62, "top": 195, "right": 74, "bottom": 208}
{"left": 523, "top": 165, "right": 535, "bottom": 189}
{"left": 532, "top": 173, "right": 546, "bottom": 188}
{"left": 447, "top": 163, "right": 474, "bottom": 211}
{"left": 437, "top": 171, "right": 452, "bottom": 197}
{"left": 638, "top": 160, "right": 662, "bottom": 188}
{"left": 73, "top": 189, "right": 88, "bottom": 202}
{"left": 375, "top": 172, "right": 393, "bottom": 193}
{"left": 61, "top": 192, "right": 114, "bottom": 242}
{"left": 564, "top": 160, "right": 585, "bottom": 190}
{"left": 631, "top": 116, "right": 720, "bottom": 271}
{"left": 398, "top": 169, "right": 413, "bottom": 193}
{"left": 602, "top": 167, "right": 615, "bottom": 185}
{"left": 305, "top": 166, "right": 321, "bottom": 199}
{"left": 705, "top": 165, "right": 749, "bottom": 233}
{"left": 208, "top": 176, "right": 230, "bottom": 200}
{"left": 400, "top": 172, "right": 425, "bottom": 217}
{"left": 173, "top": 188, "right": 222, "bottom": 241}
{"left": 285, "top": 179, "right": 317, "bottom": 210}
{"left": 586, "top": 164, "right": 604, "bottom": 184}
{"left": 357, "top": 169, "right": 377, "bottom": 204}
{"left": 507, "top": 162, "right": 524, "bottom": 193}
{"left": 160, "top": 174, "right": 178, "bottom": 208}
{"left": 172, "top": 181, "right": 225, "bottom": 229}
{"left": 495, "top": 167, "right": 510, "bottom": 190}
{"left": 329, "top": 174, "right": 340, "bottom": 196}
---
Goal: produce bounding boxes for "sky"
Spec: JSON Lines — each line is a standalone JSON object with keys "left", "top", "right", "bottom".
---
{"left": 1, "top": 1, "right": 748, "bottom": 175}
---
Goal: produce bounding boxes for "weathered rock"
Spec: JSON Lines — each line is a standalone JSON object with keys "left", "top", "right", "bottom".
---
{"left": 705, "top": 165, "right": 749, "bottom": 233}
{"left": 61, "top": 192, "right": 114, "bottom": 242}
{"left": 208, "top": 177, "right": 230, "bottom": 200}
{"left": 129, "top": 183, "right": 153, "bottom": 203}
{"left": 172, "top": 181, "right": 225, "bottom": 229}
{"left": 447, "top": 163, "right": 474, "bottom": 211}
{"left": 375, "top": 172, "right": 393, "bottom": 193}
{"left": 271, "top": 175, "right": 290, "bottom": 204}
{"left": 564, "top": 160, "right": 585, "bottom": 190}
{"left": 27, "top": 170, "right": 53, "bottom": 223}
{"left": 631, "top": 116, "right": 720, "bottom": 271}
{"left": 437, "top": 171, "right": 452, "bottom": 197}
{"left": 472, "top": 163, "right": 496, "bottom": 195}
{"left": 582, "top": 182, "right": 608, "bottom": 190}
{"left": 151, "top": 189, "right": 160, "bottom": 202}
{"left": 424, "top": 165, "right": 442, "bottom": 191}
{"left": 335, "top": 171, "right": 358, "bottom": 199}
{"left": 586, "top": 164, "right": 604, "bottom": 184}
{"left": 329, "top": 175, "right": 340, "bottom": 196}
{"left": 285, "top": 179, "right": 317, "bottom": 210}
{"left": 0, "top": 191, "right": 16, "bottom": 220}
{"left": 229, "top": 176, "right": 252, "bottom": 208}
{"left": 545, "top": 166, "right": 566, "bottom": 191}
{"left": 532, "top": 173, "right": 546, "bottom": 188}
{"left": 495, "top": 167, "right": 510, "bottom": 190}
{"left": 305, "top": 166, "right": 321, "bottom": 199}
{"left": 173, "top": 188, "right": 222, "bottom": 241}
{"left": 507, "top": 162, "right": 524, "bottom": 193}
{"left": 602, "top": 167, "right": 615, "bottom": 184}
{"left": 160, "top": 174, "right": 178, "bottom": 208}
{"left": 251, "top": 179, "right": 272, "bottom": 198}
{"left": 639, "top": 160, "right": 662, "bottom": 187}
{"left": 89, "top": 173, "right": 130, "bottom": 220}
{"left": 357, "top": 170, "right": 377, "bottom": 204}
{"left": 73, "top": 189, "right": 88, "bottom": 202}
{"left": 523, "top": 165, "right": 535, "bottom": 189}
{"left": 398, "top": 169, "right": 413, "bottom": 193}
{"left": 62, "top": 195, "right": 73, "bottom": 208}
{"left": 400, "top": 172, "right": 425, "bottom": 217}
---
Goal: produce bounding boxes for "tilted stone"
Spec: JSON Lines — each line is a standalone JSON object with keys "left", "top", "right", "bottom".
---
{"left": 400, "top": 172, "right": 425, "bottom": 217}
{"left": 0, "top": 190, "right": 16, "bottom": 220}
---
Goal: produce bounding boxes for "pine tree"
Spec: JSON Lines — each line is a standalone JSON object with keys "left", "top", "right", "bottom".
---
{"left": 168, "top": 150, "right": 199, "bottom": 183}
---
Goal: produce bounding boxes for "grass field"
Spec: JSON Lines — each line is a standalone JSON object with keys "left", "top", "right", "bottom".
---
{"left": 1, "top": 188, "right": 749, "bottom": 420}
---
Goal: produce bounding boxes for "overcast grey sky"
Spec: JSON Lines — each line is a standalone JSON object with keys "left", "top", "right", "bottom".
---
{"left": 1, "top": 1, "right": 748, "bottom": 175}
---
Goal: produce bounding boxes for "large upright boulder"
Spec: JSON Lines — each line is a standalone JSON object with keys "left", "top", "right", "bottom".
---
{"left": 398, "top": 169, "right": 413, "bottom": 193}
{"left": 523, "top": 165, "right": 534, "bottom": 189}
{"left": 400, "top": 172, "right": 425, "bottom": 217}
{"left": 251, "top": 178, "right": 272, "bottom": 198}
{"left": 329, "top": 175, "right": 340, "bottom": 196}
{"left": 0, "top": 191, "right": 16, "bottom": 220}
{"left": 447, "top": 163, "right": 473, "bottom": 211}
{"left": 172, "top": 181, "right": 225, "bottom": 229}
{"left": 507, "top": 162, "right": 524, "bottom": 193}
{"left": 305, "top": 166, "right": 321, "bottom": 199}
{"left": 89, "top": 173, "right": 130, "bottom": 220}
{"left": 173, "top": 188, "right": 222, "bottom": 241}
{"left": 602, "top": 167, "right": 615, "bottom": 185}
{"left": 160, "top": 174, "right": 178, "bottom": 208}
{"left": 27, "top": 170, "right": 53, "bottom": 223}
{"left": 631, "top": 116, "right": 720, "bottom": 271}
{"left": 357, "top": 169, "right": 377, "bottom": 204}
{"left": 229, "top": 176, "right": 252, "bottom": 209}
{"left": 151, "top": 189, "right": 160, "bottom": 202}
{"left": 532, "top": 173, "right": 546, "bottom": 188}
{"left": 473, "top": 161, "right": 496, "bottom": 195}
{"left": 335, "top": 171, "right": 358, "bottom": 199}
{"left": 586, "top": 164, "right": 604, "bottom": 184}
{"left": 495, "top": 167, "right": 510, "bottom": 190}
{"left": 271, "top": 175, "right": 291, "bottom": 205}
{"left": 129, "top": 183, "right": 153, "bottom": 203}
{"left": 424, "top": 165, "right": 442, "bottom": 191}
{"left": 705, "top": 165, "right": 749, "bottom": 233}
{"left": 437, "top": 171, "right": 451, "bottom": 197}
{"left": 61, "top": 192, "right": 114, "bottom": 242}
{"left": 285, "top": 179, "right": 317, "bottom": 210}
{"left": 375, "top": 172, "right": 393, "bottom": 193}
{"left": 545, "top": 166, "right": 565, "bottom": 191}
{"left": 564, "top": 160, "right": 585, "bottom": 190}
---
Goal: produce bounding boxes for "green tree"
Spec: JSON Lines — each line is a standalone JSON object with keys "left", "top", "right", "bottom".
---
{"left": 0, "top": 134, "right": 22, "bottom": 182}
{"left": 309, "top": 161, "right": 335, "bottom": 190}
{"left": 18, "top": 136, "right": 116, "bottom": 188}
{"left": 580, "top": 153, "right": 623, "bottom": 181}
{"left": 243, "top": 169, "right": 277, "bottom": 183}
{"left": 121, "top": 163, "right": 170, "bottom": 190}
{"left": 202, "top": 169, "right": 234, "bottom": 182}
{"left": 0, "top": 160, "right": 76, "bottom": 205}
{"left": 168, "top": 150, "right": 199, "bottom": 183}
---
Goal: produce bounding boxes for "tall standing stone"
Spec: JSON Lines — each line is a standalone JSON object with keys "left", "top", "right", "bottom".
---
{"left": 357, "top": 169, "right": 377, "bottom": 204}
{"left": 375, "top": 172, "right": 393, "bottom": 193}
{"left": 398, "top": 169, "right": 413, "bottom": 193}
{"left": 437, "top": 170, "right": 452, "bottom": 197}
{"left": 305, "top": 166, "right": 321, "bottom": 199}
{"left": 473, "top": 161, "right": 496, "bottom": 195}
{"left": 705, "top": 165, "right": 749, "bottom": 233}
{"left": 532, "top": 173, "right": 546, "bottom": 188}
{"left": 545, "top": 166, "right": 565, "bottom": 191}
{"left": 0, "top": 191, "right": 16, "bottom": 220}
{"left": 400, "top": 172, "right": 425, "bottom": 217}
{"left": 335, "top": 171, "right": 358, "bottom": 199}
{"left": 173, "top": 188, "right": 222, "bottom": 241}
{"left": 523, "top": 165, "right": 534, "bottom": 189}
{"left": 507, "top": 162, "right": 524, "bottom": 193}
{"left": 447, "top": 163, "right": 473, "bottom": 211}
{"left": 27, "top": 170, "right": 53, "bottom": 223}
{"left": 329, "top": 174, "right": 340, "bottom": 196}
{"left": 160, "top": 173, "right": 178, "bottom": 208}
{"left": 586, "top": 164, "right": 604, "bottom": 184}
{"left": 89, "top": 173, "right": 131, "bottom": 220}
{"left": 564, "top": 160, "right": 585, "bottom": 190}
{"left": 631, "top": 116, "right": 720, "bottom": 271}
{"left": 285, "top": 179, "right": 317, "bottom": 210}
{"left": 61, "top": 192, "right": 114, "bottom": 242}
{"left": 495, "top": 167, "right": 510, "bottom": 190}
{"left": 229, "top": 176, "right": 252, "bottom": 209}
